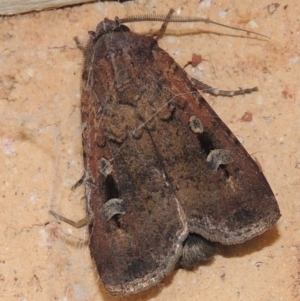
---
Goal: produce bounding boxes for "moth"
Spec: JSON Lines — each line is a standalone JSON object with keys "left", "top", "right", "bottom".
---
{"left": 50, "top": 10, "right": 280, "bottom": 296}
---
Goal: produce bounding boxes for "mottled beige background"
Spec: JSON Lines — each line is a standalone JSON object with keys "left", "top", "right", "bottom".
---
{"left": 1, "top": 0, "right": 299, "bottom": 300}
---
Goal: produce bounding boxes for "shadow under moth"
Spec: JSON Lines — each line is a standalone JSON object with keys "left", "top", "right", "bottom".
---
{"left": 50, "top": 10, "right": 281, "bottom": 296}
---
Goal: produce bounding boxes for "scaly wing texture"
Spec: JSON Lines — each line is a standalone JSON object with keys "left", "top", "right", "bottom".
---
{"left": 81, "top": 25, "right": 280, "bottom": 295}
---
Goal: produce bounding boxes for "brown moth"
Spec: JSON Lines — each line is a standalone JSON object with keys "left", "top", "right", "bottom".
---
{"left": 51, "top": 11, "right": 280, "bottom": 296}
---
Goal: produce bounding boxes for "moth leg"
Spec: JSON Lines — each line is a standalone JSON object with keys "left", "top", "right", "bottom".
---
{"left": 71, "top": 174, "right": 85, "bottom": 191}
{"left": 73, "top": 36, "right": 85, "bottom": 52}
{"left": 49, "top": 210, "right": 92, "bottom": 228}
{"left": 179, "top": 234, "right": 216, "bottom": 270}
{"left": 153, "top": 9, "right": 175, "bottom": 40}
{"left": 191, "top": 77, "right": 258, "bottom": 97}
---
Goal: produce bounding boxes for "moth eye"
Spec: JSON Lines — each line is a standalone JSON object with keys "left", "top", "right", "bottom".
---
{"left": 102, "top": 198, "right": 126, "bottom": 220}
{"left": 206, "top": 149, "right": 233, "bottom": 171}
{"left": 189, "top": 115, "right": 204, "bottom": 134}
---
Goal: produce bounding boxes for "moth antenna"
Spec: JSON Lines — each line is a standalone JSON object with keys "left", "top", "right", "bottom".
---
{"left": 118, "top": 10, "right": 269, "bottom": 39}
